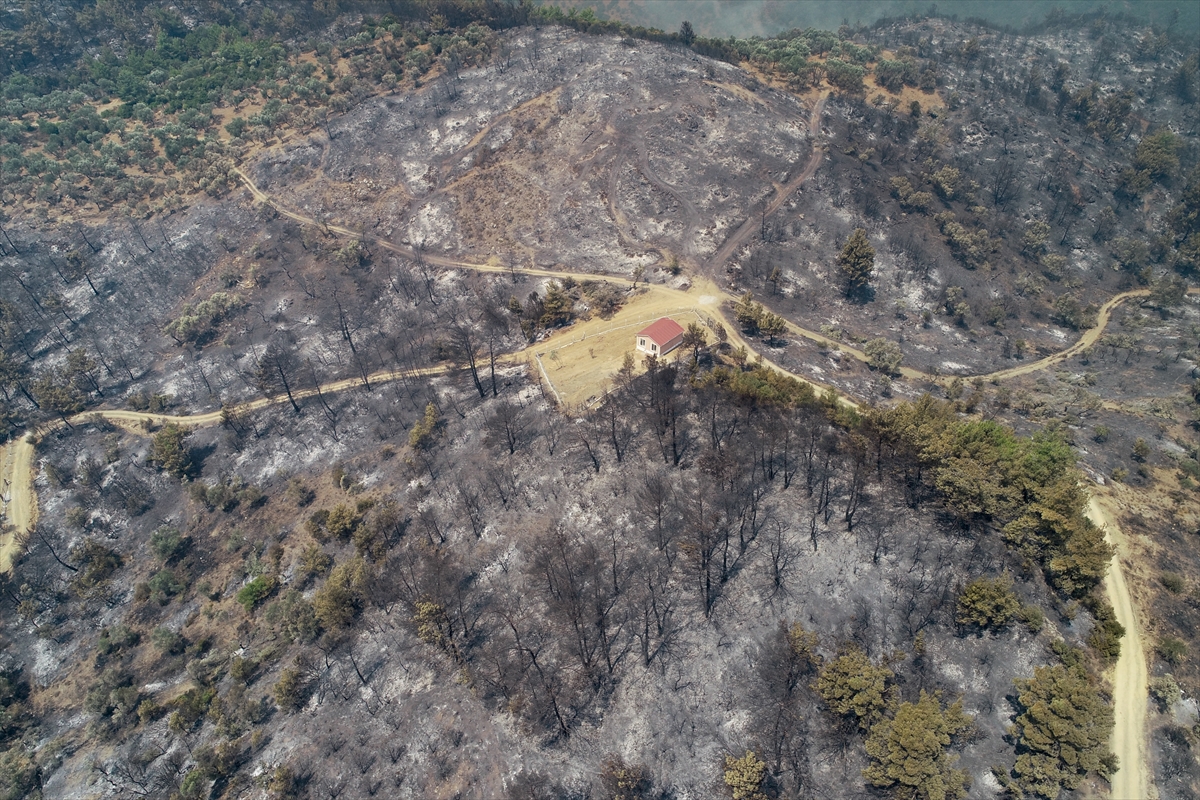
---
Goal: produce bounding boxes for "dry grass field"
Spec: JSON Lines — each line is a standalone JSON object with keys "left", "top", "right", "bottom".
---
{"left": 529, "top": 284, "right": 720, "bottom": 408}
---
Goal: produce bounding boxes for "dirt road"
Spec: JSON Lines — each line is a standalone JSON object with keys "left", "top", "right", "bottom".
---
{"left": 1088, "top": 495, "right": 1152, "bottom": 800}
{"left": 0, "top": 434, "right": 37, "bottom": 573}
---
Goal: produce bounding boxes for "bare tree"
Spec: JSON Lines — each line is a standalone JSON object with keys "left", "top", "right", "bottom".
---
{"left": 254, "top": 341, "right": 302, "bottom": 413}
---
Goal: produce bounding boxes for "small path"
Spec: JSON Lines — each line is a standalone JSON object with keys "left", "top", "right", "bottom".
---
{"left": 706, "top": 93, "right": 827, "bottom": 272}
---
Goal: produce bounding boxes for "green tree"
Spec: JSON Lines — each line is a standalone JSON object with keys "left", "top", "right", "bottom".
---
{"left": 312, "top": 557, "right": 367, "bottom": 633}
{"left": 734, "top": 292, "right": 763, "bottom": 333}
{"left": 1021, "top": 220, "right": 1051, "bottom": 259}
{"left": 408, "top": 403, "right": 441, "bottom": 451}
{"left": 956, "top": 575, "right": 1021, "bottom": 630}
{"left": 863, "top": 690, "right": 973, "bottom": 800}
{"left": 1007, "top": 664, "right": 1116, "bottom": 798}
{"left": 864, "top": 338, "right": 903, "bottom": 376}
{"left": 32, "top": 374, "right": 84, "bottom": 426}
{"left": 723, "top": 751, "right": 768, "bottom": 800}
{"left": 681, "top": 321, "right": 708, "bottom": 364}
{"left": 1158, "top": 636, "right": 1187, "bottom": 666}
{"left": 224, "top": 116, "right": 247, "bottom": 138}
{"left": 1148, "top": 273, "right": 1187, "bottom": 309}
{"left": 759, "top": 311, "right": 787, "bottom": 345}
{"left": 838, "top": 228, "right": 875, "bottom": 297}
{"left": 1133, "top": 129, "right": 1179, "bottom": 181}
{"left": 678, "top": 20, "right": 695, "bottom": 46}
{"left": 814, "top": 645, "right": 893, "bottom": 729}
{"left": 150, "top": 422, "right": 194, "bottom": 478}
{"left": 273, "top": 665, "right": 309, "bottom": 712}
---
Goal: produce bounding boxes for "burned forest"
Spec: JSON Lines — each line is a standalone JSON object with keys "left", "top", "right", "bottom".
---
{"left": 1, "top": 2, "right": 1199, "bottom": 799}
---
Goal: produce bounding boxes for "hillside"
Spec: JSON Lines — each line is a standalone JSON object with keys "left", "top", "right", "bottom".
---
{"left": 0, "top": 3, "right": 1199, "bottom": 799}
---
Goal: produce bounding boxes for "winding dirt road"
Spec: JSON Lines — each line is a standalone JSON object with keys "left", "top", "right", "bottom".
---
{"left": 1088, "top": 495, "right": 1151, "bottom": 800}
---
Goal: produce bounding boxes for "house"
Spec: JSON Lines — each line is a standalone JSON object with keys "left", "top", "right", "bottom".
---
{"left": 635, "top": 317, "right": 685, "bottom": 356}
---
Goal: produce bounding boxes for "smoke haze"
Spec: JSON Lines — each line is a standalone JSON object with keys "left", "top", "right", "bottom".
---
{"left": 546, "top": 0, "right": 1199, "bottom": 38}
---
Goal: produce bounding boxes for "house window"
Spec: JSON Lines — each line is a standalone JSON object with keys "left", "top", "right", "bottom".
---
{"left": 639, "top": 338, "right": 645, "bottom": 347}
{"left": 651, "top": 343, "right": 657, "bottom": 351}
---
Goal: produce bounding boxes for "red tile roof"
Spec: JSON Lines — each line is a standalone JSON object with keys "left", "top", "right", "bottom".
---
{"left": 637, "top": 317, "right": 685, "bottom": 345}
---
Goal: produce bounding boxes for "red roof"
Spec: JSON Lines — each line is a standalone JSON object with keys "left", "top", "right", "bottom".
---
{"left": 637, "top": 317, "right": 685, "bottom": 345}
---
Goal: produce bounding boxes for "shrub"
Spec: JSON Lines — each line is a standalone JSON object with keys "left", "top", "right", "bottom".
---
{"left": 956, "top": 575, "right": 1021, "bottom": 630}
{"left": 236, "top": 575, "right": 278, "bottom": 613}
{"left": 264, "top": 590, "right": 320, "bottom": 644}
{"left": 164, "top": 292, "right": 244, "bottom": 345}
{"left": 95, "top": 624, "right": 139, "bottom": 658}
{"left": 1150, "top": 675, "right": 1182, "bottom": 711}
{"left": 1159, "top": 636, "right": 1187, "bottom": 666}
{"left": 1161, "top": 572, "right": 1186, "bottom": 594}
{"left": 273, "top": 665, "right": 309, "bottom": 712}
{"left": 84, "top": 668, "right": 139, "bottom": 721}
{"left": 65, "top": 507, "right": 89, "bottom": 529}
{"left": 146, "top": 569, "right": 184, "bottom": 605}
{"left": 151, "top": 627, "right": 185, "bottom": 655}
{"left": 69, "top": 540, "right": 122, "bottom": 595}
{"left": 325, "top": 504, "right": 361, "bottom": 540}
{"left": 0, "top": 746, "right": 40, "bottom": 800}
{"left": 149, "top": 525, "right": 187, "bottom": 562}
{"left": 1019, "top": 605, "right": 1045, "bottom": 634}
{"left": 297, "top": 544, "right": 333, "bottom": 583}
{"left": 286, "top": 477, "right": 315, "bottom": 507}
{"left": 1087, "top": 615, "right": 1124, "bottom": 663}
{"left": 864, "top": 338, "right": 903, "bottom": 376}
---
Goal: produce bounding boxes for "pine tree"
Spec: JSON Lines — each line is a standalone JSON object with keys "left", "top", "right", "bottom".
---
{"left": 1007, "top": 664, "right": 1116, "bottom": 797}
{"left": 814, "top": 645, "right": 893, "bottom": 729}
{"left": 863, "top": 690, "right": 973, "bottom": 800}
{"left": 723, "top": 751, "right": 768, "bottom": 800}
{"left": 838, "top": 228, "right": 875, "bottom": 297}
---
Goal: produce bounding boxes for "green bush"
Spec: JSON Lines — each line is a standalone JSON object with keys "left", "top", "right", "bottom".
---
{"left": 1159, "top": 636, "right": 1187, "bottom": 666}
{"left": 0, "top": 745, "right": 40, "bottom": 800}
{"left": 96, "top": 624, "right": 139, "bottom": 657}
{"left": 236, "top": 575, "right": 278, "bottom": 613}
{"left": 146, "top": 569, "right": 184, "bottom": 604}
{"left": 1160, "top": 572, "right": 1186, "bottom": 594}
{"left": 1150, "top": 675, "right": 1182, "bottom": 711}
{"left": 265, "top": 590, "right": 320, "bottom": 644}
{"left": 151, "top": 627, "right": 185, "bottom": 655}
{"left": 1019, "top": 605, "right": 1045, "bottom": 634}
{"left": 957, "top": 575, "right": 1022, "bottom": 630}
{"left": 273, "top": 665, "right": 309, "bottom": 712}
{"left": 149, "top": 525, "right": 187, "bottom": 562}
